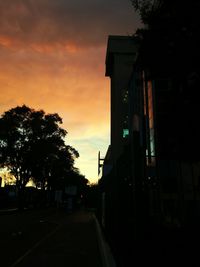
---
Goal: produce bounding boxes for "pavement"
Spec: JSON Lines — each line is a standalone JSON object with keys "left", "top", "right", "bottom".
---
{"left": 0, "top": 208, "right": 116, "bottom": 267}
{"left": 2, "top": 207, "right": 200, "bottom": 267}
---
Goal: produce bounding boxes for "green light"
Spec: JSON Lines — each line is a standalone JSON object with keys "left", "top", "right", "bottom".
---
{"left": 123, "top": 129, "right": 129, "bottom": 138}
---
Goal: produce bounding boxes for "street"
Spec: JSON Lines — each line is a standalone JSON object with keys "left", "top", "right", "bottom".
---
{"left": 0, "top": 208, "right": 102, "bottom": 267}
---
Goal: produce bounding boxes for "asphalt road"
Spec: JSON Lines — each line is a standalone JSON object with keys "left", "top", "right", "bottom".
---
{"left": 0, "top": 208, "right": 102, "bottom": 267}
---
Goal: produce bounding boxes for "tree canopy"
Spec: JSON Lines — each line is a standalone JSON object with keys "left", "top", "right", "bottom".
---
{"left": 0, "top": 105, "right": 81, "bottom": 193}
{"left": 131, "top": 0, "right": 200, "bottom": 77}
{"left": 131, "top": 0, "right": 162, "bottom": 24}
{"left": 131, "top": 0, "right": 200, "bottom": 161}
{"left": 131, "top": 0, "right": 200, "bottom": 27}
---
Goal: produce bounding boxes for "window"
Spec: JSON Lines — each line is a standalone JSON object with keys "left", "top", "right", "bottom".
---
{"left": 123, "top": 129, "right": 129, "bottom": 138}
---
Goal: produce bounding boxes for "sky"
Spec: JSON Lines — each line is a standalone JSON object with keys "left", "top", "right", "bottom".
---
{"left": 0, "top": 0, "right": 141, "bottom": 184}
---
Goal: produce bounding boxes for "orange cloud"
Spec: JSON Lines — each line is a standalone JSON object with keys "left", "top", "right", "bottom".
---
{"left": 0, "top": 35, "right": 12, "bottom": 47}
{"left": 0, "top": 45, "right": 110, "bottom": 142}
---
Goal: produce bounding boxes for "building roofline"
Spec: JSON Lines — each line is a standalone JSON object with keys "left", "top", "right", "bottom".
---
{"left": 105, "top": 35, "right": 138, "bottom": 77}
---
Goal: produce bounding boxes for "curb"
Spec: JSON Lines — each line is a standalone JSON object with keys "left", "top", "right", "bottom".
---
{"left": 93, "top": 214, "right": 116, "bottom": 267}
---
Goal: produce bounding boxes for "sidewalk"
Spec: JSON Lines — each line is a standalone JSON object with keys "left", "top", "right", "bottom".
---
{"left": 9, "top": 209, "right": 116, "bottom": 267}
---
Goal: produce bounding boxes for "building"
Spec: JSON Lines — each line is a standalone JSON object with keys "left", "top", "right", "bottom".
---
{"left": 99, "top": 36, "right": 139, "bottom": 256}
{"left": 105, "top": 35, "right": 138, "bottom": 164}
{"left": 99, "top": 35, "right": 200, "bottom": 266}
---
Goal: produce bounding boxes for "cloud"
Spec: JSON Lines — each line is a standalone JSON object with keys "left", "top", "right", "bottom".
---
{"left": 0, "top": 0, "right": 141, "bottom": 49}
{"left": 0, "top": 45, "right": 109, "bottom": 129}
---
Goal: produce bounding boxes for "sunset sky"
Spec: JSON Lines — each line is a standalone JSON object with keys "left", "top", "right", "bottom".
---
{"left": 0, "top": 0, "right": 141, "bottom": 184}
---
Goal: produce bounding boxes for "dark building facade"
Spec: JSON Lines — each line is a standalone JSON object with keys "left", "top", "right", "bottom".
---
{"left": 98, "top": 34, "right": 200, "bottom": 266}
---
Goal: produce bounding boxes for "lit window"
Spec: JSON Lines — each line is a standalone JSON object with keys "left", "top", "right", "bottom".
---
{"left": 123, "top": 129, "right": 129, "bottom": 138}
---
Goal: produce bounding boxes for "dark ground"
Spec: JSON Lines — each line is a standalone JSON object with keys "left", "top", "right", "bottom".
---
{"left": 0, "top": 208, "right": 102, "bottom": 267}
{"left": 2, "top": 206, "right": 199, "bottom": 267}
{"left": 106, "top": 221, "right": 200, "bottom": 267}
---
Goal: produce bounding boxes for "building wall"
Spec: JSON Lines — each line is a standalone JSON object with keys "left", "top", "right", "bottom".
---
{"left": 105, "top": 35, "right": 138, "bottom": 164}
{"left": 110, "top": 53, "right": 135, "bottom": 162}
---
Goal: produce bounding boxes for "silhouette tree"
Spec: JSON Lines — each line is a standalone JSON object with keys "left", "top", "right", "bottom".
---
{"left": 0, "top": 105, "right": 79, "bottom": 208}
{"left": 131, "top": 0, "right": 200, "bottom": 160}
{"left": 63, "top": 168, "right": 88, "bottom": 190}
{"left": 131, "top": 0, "right": 200, "bottom": 73}
{"left": 62, "top": 168, "right": 89, "bottom": 209}
{"left": 131, "top": 0, "right": 200, "bottom": 27}
{"left": 130, "top": 0, "right": 163, "bottom": 24}
{"left": 42, "top": 146, "right": 80, "bottom": 191}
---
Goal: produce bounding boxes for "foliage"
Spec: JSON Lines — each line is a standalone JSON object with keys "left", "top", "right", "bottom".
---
{"left": 63, "top": 168, "right": 89, "bottom": 195}
{"left": 131, "top": 1, "right": 200, "bottom": 27}
{"left": 132, "top": 1, "right": 200, "bottom": 75}
{"left": 130, "top": 0, "right": 163, "bottom": 24}
{"left": 131, "top": 1, "right": 200, "bottom": 160}
{"left": 0, "top": 105, "right": 80, "bottom": 195}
